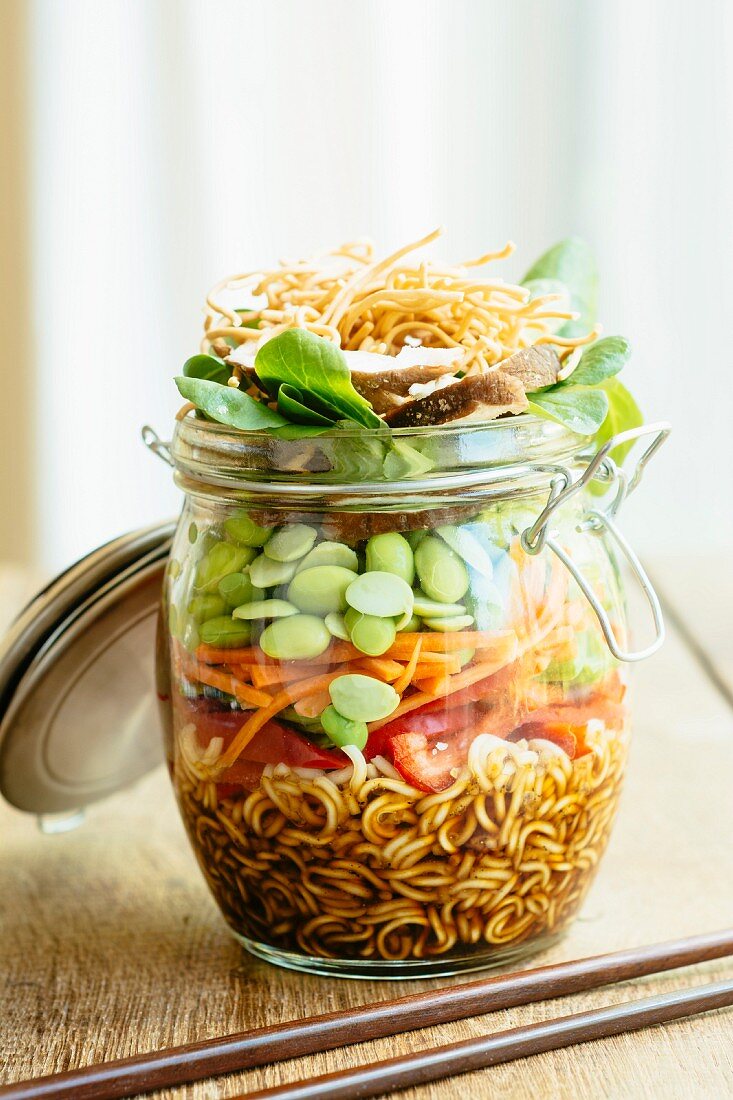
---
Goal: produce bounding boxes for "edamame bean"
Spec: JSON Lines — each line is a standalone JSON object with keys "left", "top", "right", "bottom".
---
{"left": 218, "top": 571, "right": 264, "bottom": 609}
{"left": 412, "top": 591, "right": 467, "bottom": 618}
{"left": 397, "top": 614, "right": 422, "bottom": 633}
{"left": 233, "top": 599, "right": 298, "bottom": 620}
{"left": 249, "top": 554, "right": 299, "bottom": 589}
{"left": 425, "top": 614, "right": 475, "bottom": 632}
{"left": 199, "top": 616, "right": 252, "bottom": 648}
{"left": 223, "top": 511, "right": 273, "bottom": 547}
{"left": 436, "top": 525, "right": 494, "bottom": 578}
{"left": 287, "top": 566, "right": 356, "bottom": 615}
{"left": 187, "top": 594, "right": 227, "bottom": 623}
{"left": 345, "top": 571, "right": 414, "bottom": 620}
{"left": 263, "top": 524, "right": 318, "bottom": 562}
{"left": 321, "top": 705, "right": 368, "bottom": 750}
{"left": 414, "top": 537, "right": 469, "bottom": 604}
{"left": 296, "top": 541, "right": 358, "bottom": 573}
{"left": 168, "top": 604, "right": 179, "bottom": 636}
{"left": 188, "top": 522, "right": 198, "bottom": 544}
{"left": 406, "top": 530, "right": 427, "bottom": 551}
{"left": 454, "top": 647, "right": 476, "bottom": 667}
{"left": 194, "top": 542, "right": 253, "bottom": 594}
{"left": 365, "top": 532, "right": 414, "bottom": 584}
{"left": 325, "top": 612, "right": 350, "bottom": 641}
{"left": 344, "top": 609, "right": 396, "bottom": 656}
{"left": 259, "top": 614, "right": 331, "bottom": 660}
{"left": 180, "top": 619, "right": 200, "bottom": 653}
{"left": 329, "top": 674, "right": 399, "bottom": 723}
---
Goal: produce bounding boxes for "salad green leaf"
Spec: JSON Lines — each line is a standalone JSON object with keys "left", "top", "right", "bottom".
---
{"left": 182, "top": 353, "right": 230, "bottom": 386}
{"left": 569, "top": 336, "right": 631, "bottom": 387}
{"left": 529, "top": 387, "right": 609, "bottom": 435}
{"left": 277, "top": 384, "right": 334, "bottom": 426}
{"left": 592, "top": 377, "right": 643, "bottom": 462}
{"left": 255, "top": 329, "right": 382, "bottom": 429}
{"left": 174, "top": 376, "right": 288, "bottom": 430}
{"left": 522, "top": 238, "right": 598, "bottom": 336}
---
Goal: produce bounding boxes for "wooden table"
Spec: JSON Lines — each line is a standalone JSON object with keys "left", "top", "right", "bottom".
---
{"left": 1, "top": 559, "right": 732, "bottom": 1099}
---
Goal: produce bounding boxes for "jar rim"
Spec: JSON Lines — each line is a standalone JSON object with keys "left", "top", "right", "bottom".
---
{"left": 169, "top": 412, "right": 589, "bottom": 498}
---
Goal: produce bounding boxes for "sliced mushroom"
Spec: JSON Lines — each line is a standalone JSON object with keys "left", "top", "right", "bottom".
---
{"left": 384, "top": 371, "right": 529, "bottom": 428}
{"left": 346, "top": 349, "right": 464, "bottom": 414}
{"left": 497, "top": 345, "right": 561, "bottom": 391}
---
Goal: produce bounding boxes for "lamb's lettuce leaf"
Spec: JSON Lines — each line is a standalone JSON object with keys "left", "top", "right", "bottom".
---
{"left": 522, "top": 238, "right": 598, "bottom": 336}
{"left": 174, "top": 376, "right": 287, "bottom": 430}
{"left": 569, "top": 336, "right": 631, "bottom": 387}
{"left": 529, "top": 387, "right": 609, "bottom": 435}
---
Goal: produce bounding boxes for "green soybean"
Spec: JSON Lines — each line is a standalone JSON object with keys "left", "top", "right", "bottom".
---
{"left": 321, "top": 705, "right": 368, "bottom": 750}
{"left": 412, "top": 591, "right": 467, "bottom": 618}
{"left": 425, "top": 614, "right": 475, "bottom": 632}
{"left": 329, "top": 674, "right": 400, "bottom": 723}
{"left": 454, "top": 647, "right": 476, "bottom": 667}
{"left": 365, "top": 532, "right": 414, "bottom": 584}
{"left": 397, "top": 614, "right": 422, "bottom": 633}
{"left": 249, "top": 554, "right": 299, "bottom": 589}
{"left": 345, "top": 571, "right": 414, "bottom": 620}
{"left": 218, "top": 571, "right": 264, "bottom": 609}
{"left": 168, "top": 604, "right": 179, "bottom": 636}
{"left": 233, "top": 599, "right": 298, "bottom": 620}
{"left": 167, "top": 558, "right": 182, "bottom": 580}
{"left": 259, "top": 614, "right": 332, "bottom": 660}
{"left": 288, "top": 566, "right": 356, "bottom": 615}
{"left": 325, "top": 612, "right": 350, "bottom": 641}
{"left": 199, "top": 616, "right": 252, "bottom": 648}
{"left": 180, "top": 618, "right": 201, "bottom": 653}
{"left": 414, "top": 537, "right": 469, "bottom": 604}
{"left": 187, "top": 594, "right": 227, "bottom": 623}
{"left": 296, "top": 541, "right": 358, "bottom": 573}
{"left": 436, "top": 525, "right": 494, "bottom": 578}
{"left": 188, "top": 522, "right": 198, "bottom": 544}
{"left": 263, "top": 524, "right": 318, "bottom": 562}
{"left": 223, "top": 511, "right": 273, "bottom": 547}
{"left": 344, "top": 609, "right": 396, "bottom": 656}
{"left": 194, "top": 542, "right": 253, "bottom": 594}
{"left": 406, "top": 530, "right": 427, "bottom": 550}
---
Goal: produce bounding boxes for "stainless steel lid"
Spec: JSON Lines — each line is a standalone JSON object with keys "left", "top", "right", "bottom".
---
{"left": 0, "top": 521, "right": 174, "bottom": 814}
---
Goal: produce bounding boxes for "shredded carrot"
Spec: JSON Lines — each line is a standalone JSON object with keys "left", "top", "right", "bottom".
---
{"left": 413, "top": 657, "right": 461, "bottom": 678}
{"left": 413, "top": 673, "right": 453, "bottom": 696}
{"left": 246, "top": 664, "right": 318, "bottom": 689}
{"left": 385, "top": 629, "right": 516, "bottom": 656}
{"left": 368, "top": 639, "right": 519, "bottom": 731}
{"left": 194, "top": 663, "right": 272, "bottom": 709}
{"left": 393, "top": 637, "right": 423, "bottom": 695}
{"left": 294, "top": 691, "right": 332, "bottom": 718}
{"left": 219, "top": 671, "right": 343, "bottom": 768}
{"left": 353, "top": 657, "right": 404, "bottom": 681}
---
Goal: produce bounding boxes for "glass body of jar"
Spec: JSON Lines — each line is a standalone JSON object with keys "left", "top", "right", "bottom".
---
{"left": 158, "top": 415, "right": 634, "bottom": 978}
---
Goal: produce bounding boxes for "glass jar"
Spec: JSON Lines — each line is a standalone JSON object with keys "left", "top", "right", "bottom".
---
{"left": 156, "top": 413, "right": 667, "bottom": 978}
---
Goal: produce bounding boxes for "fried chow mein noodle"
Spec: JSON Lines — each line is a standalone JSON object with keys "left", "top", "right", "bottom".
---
{"left": 202, "top": 228, "right": 600, "bottom": 375}
{"left": 175, "top": 719, "right": 627, "bottom": 962}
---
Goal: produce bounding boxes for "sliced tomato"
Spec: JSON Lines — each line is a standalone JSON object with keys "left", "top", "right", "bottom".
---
{"left": 508, "top": 720, "right": 582, "bottom": 758}
{"left": 173, "top": 695, "right": 346, "bottom": 772}
{"left": 365, "top": 707, "right": 475, "bottom": 762}
{"left": 389, "top": 733, "right": 464, "bottom": 792}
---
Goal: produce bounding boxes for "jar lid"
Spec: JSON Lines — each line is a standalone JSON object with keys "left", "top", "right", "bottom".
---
{"left": 0, "top": 522, "right": 174, "bottom": 814}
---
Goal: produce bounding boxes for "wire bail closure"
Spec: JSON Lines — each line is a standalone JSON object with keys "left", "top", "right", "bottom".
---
{"left": 520, "top": 422, "right": 671, "bottom": 663}
{"left": 141, "top": 425, "right": 174, "bottom": 468}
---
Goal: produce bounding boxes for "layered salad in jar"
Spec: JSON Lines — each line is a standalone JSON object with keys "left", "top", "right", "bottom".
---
{"left": 160, "top": 230, "right": 641, "bottom": 974}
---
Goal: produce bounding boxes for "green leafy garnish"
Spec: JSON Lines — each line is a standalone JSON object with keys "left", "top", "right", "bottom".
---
{"left": 277, "top": 384, "right": 334, "bottom": 426}
{"left": 592, "top": 377, "right": 643, "bottom": 462}
{"left": 569, "top": 336, "right": 631, "bottom": 387}
{"left": 529, "top": 387, "right": 609, "bottom": 435}
{"left": 255, "top": 329, "right": 382, "bottom": 429}
{"left": 522, "top": 238, "right": 598, "bottom": 336}
{"left": 182, "top": 353, "right": 230, "bottom": 386}
{"left": 174, "top": 376, "right": 287, "bottom": 430}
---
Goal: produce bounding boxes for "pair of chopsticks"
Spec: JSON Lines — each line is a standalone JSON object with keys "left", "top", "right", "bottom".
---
{"left": 2, "top": 929, "right": 732, "bottom": 1100}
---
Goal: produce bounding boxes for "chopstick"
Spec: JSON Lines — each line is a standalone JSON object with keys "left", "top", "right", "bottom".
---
{"left": 1, "top": 928, "right": 731, "bottom": 1100}
{"left": 237, "top": 979, "right": 733, "bottom": 1100}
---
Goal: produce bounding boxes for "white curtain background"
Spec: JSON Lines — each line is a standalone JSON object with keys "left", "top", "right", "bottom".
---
{"left": 15, "top": 0, "right": 732, "bottom": 571}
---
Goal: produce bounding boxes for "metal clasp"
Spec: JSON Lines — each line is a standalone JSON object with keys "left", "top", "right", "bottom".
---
{"left": 141, "top": 425, "right": 174, "bottom": 467}
{"left": 521, "top": 422, "right": 671, "bottom": 663}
